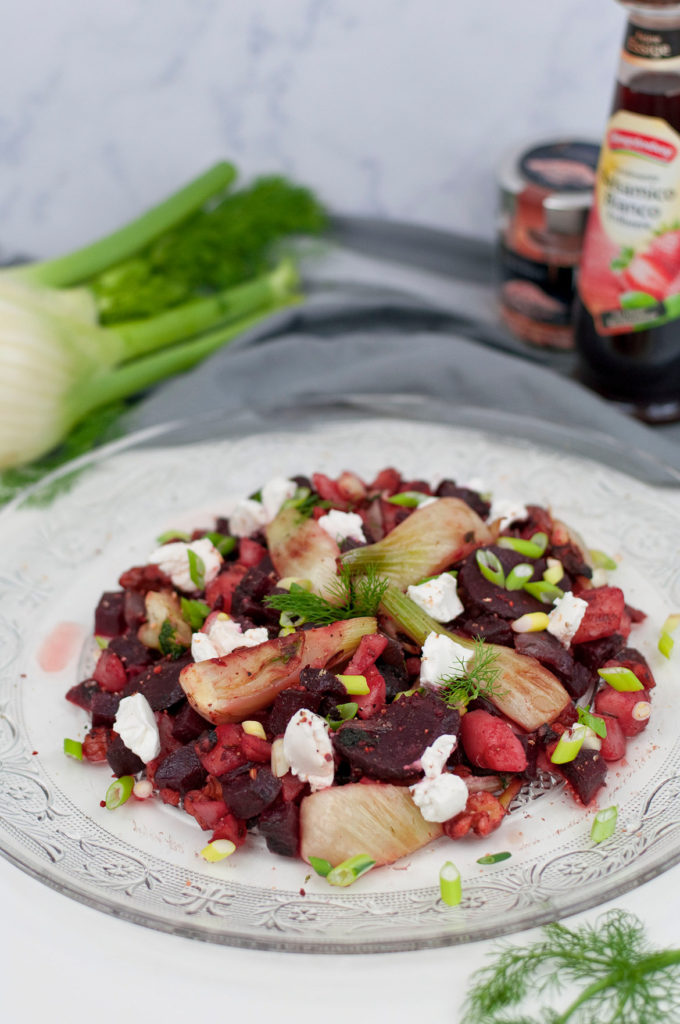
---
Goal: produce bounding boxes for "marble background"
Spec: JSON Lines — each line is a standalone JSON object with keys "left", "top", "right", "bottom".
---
{"left": 2, "top": 0, "right": 623, "bottom": 257}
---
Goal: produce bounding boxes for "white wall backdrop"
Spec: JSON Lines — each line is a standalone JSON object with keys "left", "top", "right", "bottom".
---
{"left": 2, "top": 0, "right": 623, "bottom": 257}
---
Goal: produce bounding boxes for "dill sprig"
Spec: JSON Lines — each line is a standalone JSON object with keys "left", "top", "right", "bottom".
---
{"left": 462, "top": 910, "right": 680, "bottom": 1024}
{"left": 264, "top": 565, "right": 389, "bottom": 626}
{"left": 438, "top": 638, "right": 502, "bottom": 707}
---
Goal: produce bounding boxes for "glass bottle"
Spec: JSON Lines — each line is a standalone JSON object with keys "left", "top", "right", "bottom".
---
{"left": 574, "top": 0, "right": 680, "bottom": 422}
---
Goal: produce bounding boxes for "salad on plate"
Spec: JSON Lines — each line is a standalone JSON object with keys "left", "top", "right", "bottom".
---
{"left": 64, "top": 465, "right": 658, "bottom": 889}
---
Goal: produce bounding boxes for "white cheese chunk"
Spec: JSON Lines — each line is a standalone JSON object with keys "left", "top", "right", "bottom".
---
{"left": 261, "top": 476, "right": 297, "bottom": 521}
{"left": 147, "top": 537, "right": 222, "bottom": 593}
{"left": 317, "top": 509, "right": 365, "bottom": 544}
{"left": 419, "top": 632, "right": 473, "bottom": 690}
{"left": 191, "top": 615, "right": 269, "bottom": 663}
{"left": 113, "top": 693, "right": 160, "bottom": 764}
{"left": 419, "top": 734, "right": 458, "bottom": 777}
{"left": 490, "top": 499, "right": 529, "bottom": 531}
{"left": 407, "top": 573, "right": 463, "bottom": 623}
{"left": 228, "top": 498, "right": 268, "bottom": 538}
{"left": 410, "top": 772, "right": 468, "bottom": 822}
{"left": 547, "top": 591, "right": 588, "bottom": 647}
{"left": 282, "top": 709, "right": 334, "bottom": 791}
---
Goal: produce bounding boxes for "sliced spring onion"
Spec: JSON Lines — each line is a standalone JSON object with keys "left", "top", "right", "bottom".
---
{"left": 511, "top": 611, "right": 549, "bottom": 633}
{"left": 201, "top": 839, "right": 236, "bottom": 862}
{"left": 241, "top": 720, "right": 267, "bottom": 739}
{"left": 63, "top": 738, "right": 83, "bottom": 761}
{"left": 658, "top": 613, "right": 680, "bottom": 659}
{"left": 632, "top": 700, "right": 651, "bottom": 723}
{"left": 476, "top": 549, "right": 505, "bottom": 587}
{"left": 336, "top": 674, "right": 369, "bottom": 696}
{"left": 180, "top": 597, "right": 211, "bottom": 630}
{"left": 281, "top": 486, "right": 311, "bottom": 510}
{"left": 439, "top": 861, "right": 462, "bottom": 906}
{"left": 577, "top": 706, "right": 607, "bottom": 739}
{"left": 309, "top": 856, "right": 333, "bottom": 877}
{"left": 505, "top": 563, "right": 534, "bottom": 591}
{"left": 326, "top": 702, "right": 359, "bottom": 730}
{"left": 476, "top": 851, "right": 511, "bottom": 865}
{"left": 203, "top": 531, "right": 237, "bottom": 556}
{"left": 156, "top": 529, "right": 191, "bottom": 544}
{"left": 105, "top": 775, "right": 134, "bottom": 809}
{"left": 550, "top": 726, "right": 587, "bottom": 765}
{"left": 589, "top": 549, "right": 618, "bottom": 571}
{"left": 497, "top": 533, "right": 548, "bottom": 558}
{"left": 95, "top": 635, "right": 109, "bottom": 649}
{"left": 597, "top": 666, "right": 644, "bottom": 692}
{"left": 591, "top": 805, "right": 618, "bottom": 844}
{"left": 394, "top": 687, "right": 419, "bottom": 700}
{"left": 523, "top": 580, "right": 564, "bottom": 605}
{"left": 386, "top": 491, "right": 433, "bottom": 508}
{"left": 543, "top": 561, "right": 564, "bottom": 586}
{"left": 187, "top": 549, "right": 206, "bottom": 590}
{"left": 326, "top": 853, "right": 376, "bottom": 887}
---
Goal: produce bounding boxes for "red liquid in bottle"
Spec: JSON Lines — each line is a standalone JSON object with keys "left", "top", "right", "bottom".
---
{"left": 575, "top": 14, "right": 680, "bottom": 422}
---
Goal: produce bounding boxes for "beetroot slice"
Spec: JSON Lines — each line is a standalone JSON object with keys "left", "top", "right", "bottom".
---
{"left": 267, "top": 689, "right": 322, "bottom": 739}
{"left": 513, "top": 632, "right": 593, "bottom": 699}
{"left": 172, "top": 701, "right": 210, "bottom": 743}
{"left": 451, "top": 613, "right": 514, "bottom": 647}
{"left": 106, "top": 732, "right": 144, "bottom": 777}
{"left": 91, "top": 690, "right": 121, "bottom": 728}
{"left": 221, "top": 767, "right": 282, "bottom": 819}
{"left": 123, "top": 655, "right": 191, "bottom": 711}
{"left": 556, "top": 747, "right": 607, "bottom": 806}
{"left": 258, "top": 801, "right": 300, "bottom": 858}
{"left": 333, "top": 691, "right": 460, "bottom": 783}
{"left": 154, "top": 745, "right": 207, "bottom": 794}
{"left": 66, "top": 678, "right": 98, "bottom": 712}
{"left": 456, "top": 546, "right": 547, "bottom": 620}
{"left": 94, "top": 592, "right": 126, "bottom": 638}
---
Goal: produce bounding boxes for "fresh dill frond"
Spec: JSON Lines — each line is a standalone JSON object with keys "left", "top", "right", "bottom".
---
{"left": 158, "top": 619, "right": 188, "bottom": 659}
{"left": 461, "top": 910, "right": 680, "bottom": 1024}
{"left": 438, "top": 638, "right": 502, "bottom": 707}
{"left": 264, "top": 564, "right": 389, "bottom": 626}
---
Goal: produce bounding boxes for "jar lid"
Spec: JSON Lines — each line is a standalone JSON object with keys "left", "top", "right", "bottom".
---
{"left": 498, "top": 139, "right": 600, "bottom": 235}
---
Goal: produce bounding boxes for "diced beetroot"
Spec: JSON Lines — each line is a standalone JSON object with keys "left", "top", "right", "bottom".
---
{"left": 334, "top": 692, "right": 460, "bottom": 783}
{"left": 230, "top": 567, "right": 282, "bottom": 628}
{"left": 108, "top": 632, "right": 159, "bottom": 676}
{"left": 355, "top": 664, "right": 386, "bottom": 719}
{"left": 91, "top": 690, "right": 120, "bottom": 728}
{"left": 267, "top": 689, "right": 322, "bottom": 738}
{"left": 123, "top": 656, "right": 191, "bottom": 711}
{"left": 172, "top": 701, "right": 211, "bottom": 743}
{"left": 211, "top": 812, "right": 247, "bottom": 847}
{"left": 460, "top": 710, "right": 528, "bottom": 773}
{"left": 572, "top": 587, "right": 625, "bottom": 644}
{"left": 555, "top": 747, "right": 607, "bottom": 806}
{"left": 513, "top": 632, "right": 593, "bottom": 699}
{"left": 369, "top": 467, "right": 401, "bottom": 495}
{"left": 280, "top": 771, "right": 306, "bottom": 803}
{"left": 258, "top": 801, "right": 300, "bottom": 857}
{"left": 82, "top": 727, "right": 112, "bottom": 763}
{"left": 299, "top": 668, "right": 347, "bottom": 700}
{"left": 312, "top": 472, "right": 348, "bottom": 509}
{"left": 573, "top": 633, "right": 625, "bottom": 671}
{"left": 603, "top": 648, "right": 656, "bottom": 690}
{"left": 66, "top": 678, "right": 98, "bottom": 712}
{"left": 155, "top": 710, "right": 183, "bottom": 758}
{"left": 123, "top": 590, "right": 146, "bottom": 630}
{"left": 599, "top": 715, "right": 627, "bottom": 762}
{"left": 93, "top": 649, "right": 128, "bottom": 693}
{"left": 106, "top": 732, "right": 144, "bottom": 777}
{"left": 238, "top": 538, "right": 267, "bottom": 566}
{"left": 240, "top": 733, "right": 273, "bottom": 763}
{"left": 626, "top": 603, "right": 647, "bottom": 624}
{"left": 118, "top": 564, "right": 172, "bottom": 593}
{"left": 344, "top": 633, "right": 389, "bottom": 675}
{"left": 451, "top": 613, "right": 514, "bottom": 647}
{"left": 154, "top": 745, "right": 207, "bottom": 794}
{"left": 456, "top": 546, "right": 547, "bottom": 620}
{"left": 435, "top": 480, "right": 491, "bottom": 519}
{"left": 594, "top": 686, "right": 651, "bottom": 737}
{"left": 94, "top": 592, "right": 126, "bottom": 638}
{"left": 221, "top": 767, "right": 282, "bottom": 819}
{"left": 443, "top": 792, "right": 506, "bottom": 839}
{"left": 184, "top": 790, "right": 230, "bottom": 831}
{"left": 196, "top": 730, "right": 248, "bottom": 777}
{"left": 205, "top": 564, "right": 248, "bottom": 611}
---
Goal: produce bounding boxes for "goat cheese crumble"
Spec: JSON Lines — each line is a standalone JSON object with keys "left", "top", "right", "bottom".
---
{"left": 547, "top": 591, "right": 588, "bottom": 647}
{"left": 407, "top": 573, "right": 463, "bottom": 622}
{"left": 147, "top": 537, "right": 222, "bottom": 593}
{"left": 317, "top": 509, "right": 365, "bottom": 544}
{"left": 113, "top": 693, "right": 161, "bottom": 763}
{"left": 420, "top": 632, "right": 473, "bottom": 689}
{"left": 283, "top": 709, "right": 335, "bottom": 791}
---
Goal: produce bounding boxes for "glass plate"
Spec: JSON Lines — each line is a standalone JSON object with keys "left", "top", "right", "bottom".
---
{"left": 1, "top": 402, "right": 679, "bottom": 953}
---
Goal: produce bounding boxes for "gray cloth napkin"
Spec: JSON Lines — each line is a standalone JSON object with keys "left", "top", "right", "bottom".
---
{"left": 127, "top": 217, "right": 680, "bottom": 486}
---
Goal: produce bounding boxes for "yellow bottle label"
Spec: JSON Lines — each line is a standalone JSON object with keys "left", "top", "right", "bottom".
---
{"left": 579, "top": 109, "right": 680, "bottom": 334}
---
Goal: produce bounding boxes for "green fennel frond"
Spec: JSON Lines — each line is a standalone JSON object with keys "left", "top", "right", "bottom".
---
{"left": 462, "top": 910, "right": 680, "bottom": 1024}
{"left": 265, "top": 565, "right": 389, "bottom": 626}
{"left": 438, "top": 638, "right": 502, "bottom": 706}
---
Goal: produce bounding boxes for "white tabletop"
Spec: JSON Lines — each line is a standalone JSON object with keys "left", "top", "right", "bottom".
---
{"left": 1, "top": 854, "right": 679, "bottom": 1024}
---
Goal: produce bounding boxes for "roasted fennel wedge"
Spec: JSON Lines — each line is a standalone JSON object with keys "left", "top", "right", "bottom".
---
{"left": 180, "top": 617, "right": 377, "bottom": 723}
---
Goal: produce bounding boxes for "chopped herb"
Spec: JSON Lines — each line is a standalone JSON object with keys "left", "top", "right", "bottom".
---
{"left": 438, "top": 638, "right": 503, "bottom": 707}
{"left": 186, "top": 548, "right": 206, "bottom": 590}
{"left": 203, "top": 532, "right": 237, "bottom": 556}
{"left": 476, "top": 851, "right": 511, "bottom": 865}
{"left": 309, "top": 856, "right": 333, "bottom": 877}
{"left": 158, "top": 619, "right": 188, "bottom": 659}
{"left": 577, "top": 705, "right": 608, "bottom": 739}
{"left": 156, "top": 529, "right": 191, "bottom": 544}
{"left": 180, "top": 597, "right": 211, "bottom": 631}
{"left": 264, "top": 564, "right": 388, "bottom": 626}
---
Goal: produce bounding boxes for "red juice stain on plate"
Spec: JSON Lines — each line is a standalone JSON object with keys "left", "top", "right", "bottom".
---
{"left": 38, "top": 622, "right": 85, "bottom": 672}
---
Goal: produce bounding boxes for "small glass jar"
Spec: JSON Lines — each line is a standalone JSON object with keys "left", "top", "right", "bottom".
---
{"left": 497, "top": 139, "right": 599, "bottom": 350}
